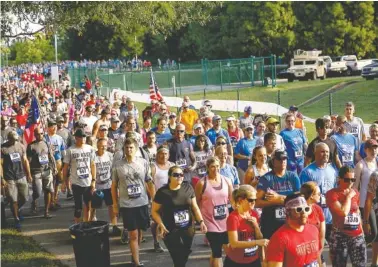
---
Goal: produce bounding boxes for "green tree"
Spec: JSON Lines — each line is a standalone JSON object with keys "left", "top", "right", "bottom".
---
{"left": 10, "top": 35, "right": 55, "bottom": 64}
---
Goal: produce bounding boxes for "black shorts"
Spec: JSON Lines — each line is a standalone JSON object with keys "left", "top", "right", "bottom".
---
{"left": 120, "top": 205, "right": 150, "bottom": 232}
{"left": 206, "top": 231, "right": 229, "bottom": 258}
{"left": 91, "top": 188, "right": 113, "bottom": 208}
{"left": 72, "top": 184, "right": 92, "bottom": 218}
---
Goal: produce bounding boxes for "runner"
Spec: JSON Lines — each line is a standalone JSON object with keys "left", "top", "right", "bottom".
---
{"left": 192, "top": 134, "right": 213, "bottom": 185}
{"left": 299, "top": 142, "right": 337, "bottom": 241}
{"left": 216, "top": 146, "right": 240, "bottom": 189}
{"left": 62, "top": 128, "right": 96, "bottom": 223}
{"left": 108, "top": 115, "right": 122, "bottom": 143}
{"left": 195, "top": 157, "right": 233, "bottom": 267}
{"left": 227, "top": 115, "right": 244, "bottom": 152}
{"left": 266, "top": 193, "right": 321, "bottom": 267}
{"left": 330, "top": 115, "right": 359, "bottom": 168}
{"left": 154, "top": 117, "right": 172, "bottom": 146}
{"left": 168, "top": 112, "right": 177, "bottom": 135}
{"left": 305, "top": 118, "right": 342, "bottom": 169}
{"left": 190, "top": 123, "right": 213, "bottom": 150}
{"left": 112, "top": 138, "right": 155, "bottom": 267}
{"left": 80, "top": 105, "right": 98, "bottom": 135}
{"left": 27, "top": 127, "right": 55, "bottom": 218}
{"left": 363, "top": 171, "right": 378, "bottom": 267}
{"left": 90, "top": 138, "right": 121, "bottom": 234}
{"left": 244, "top": 146, "right": 271, "bottom": 188}
{"left": 177, "top": 101, "right": 198, "bottom": 136}
{"left": 142, "top": 131, "right": 157, "bottom": 164}
{"left": 344, "top": 101, "right": 366, "bottom": 147}
{"left": 140, "top": 116, "right": 152, "bottom": 144}
{"left": 326, "top": 166, "right": 367, "bottom": 267}
{"left": 92, "top": 107, "right": 111, "bottom": 137}
{"left": 151, "top": 165, "right": 207, "bottom": 267}
{"left": 150, "top": 146, "right": 174, "bottom": 252}
{"left": 115, "top": 117, "right": 143, "bottom": 151}
{"left": 300, "top": 182, "right": 326, "bottom": 266}
{"left": 262, "top": 132, "right": 277, "bottom": 164}
{"left": 206, "top": 115, "right": 233, "bottom": 158}
{"left": 256, "top": 150, "right": 301, "bottom": 239}
{"left": 238, "top": 106, "right": 254, "bottom": 130}
{"left": 166, "top": 124, "right": 196, "bottom": 183}
{"left": 0, "top": 131, "right": 32, "bottom": 230}
{"left": 225, "top": 185, "right": 269, "bottom": 267}
{"left": 253, "top": 121, "right": 266, "bottom": 141}
{"left": 280, "top": 113, "right": 307, "bottom": 174}
{"left": 256, "top": 118, "right": 285, "bottom": 150}
{"left": 359, "top": 123, "right": 378, "bottom": 159}
{"left": 234, "top": 123, "right": 257, "bottom": 184}
{"left": 215, "top": 136, "right": 234, "bottom": 166}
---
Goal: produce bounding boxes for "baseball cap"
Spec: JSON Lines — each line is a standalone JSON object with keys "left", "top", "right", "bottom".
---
{"left": 74, "top": 128, "right": 87, "bottom": 138}
{"left": 99, "top": 125, "right": 108, "bottom": 131}
{"left": 212, "top": 115, "right": 222, "bottom": 121}
{"left": 111, "top": 116, "right": 120, "bottom": 122}
{"left": 289, "top": 105, "right": 299, "bottom": 111}
{"left": 56, "top": 116, "right": 64, "bottom": 122}
{"left": 365, "top": 139, "right": 378, "bottom": 148}
{"left": 47, "top": 119, "right": 57, "bottom": 127}
{"left": 243, "top": 123, "right": 254, "bottom": 130}
{"left": 169, "top": 112, "right": 177, "bottom": 118}
{"left": 226, "top": 116, "right": 236, "bottom": 121}
{"left": 204, "top": 100, "right": 212, "bottom": 107}
{"left": 273, "top": 150, "right": 288, "bottom": 160}
{"left": 323, "top": 115, "right": 331, "bottom": 121}
{"left": 266, "top": 117, "right": 279, "bottom": 124}
{"left": 244, "top": 105, "right": 252, "bottom": 114}
{"left": 85, "top": 105, "right": 93, "bottom": 111}
{"left": 194, "top": 123, "right": 203, "bottom": 130}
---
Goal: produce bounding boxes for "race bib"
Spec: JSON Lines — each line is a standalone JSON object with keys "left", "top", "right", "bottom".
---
{"left": 38, "top": 154, "right": 49, "bottom": 165}
{"left": 344, "top": 212, "right": 360, "bottom": 230}
{"left": 54, "top": 144, "right": 59, "bottom": 152}
{"left": 275, "top": 207, "right": 286, "bottom": 220}
{"left": 342, "top": 153, "right": 353, "bottom": 163}
{"left": 198, "top": 167, "right": 207, "bottom": 175}
{"left": 10, "top": 153, "right": 21, "bottom": 163}
{"left": 97, "top": 172, "right": 109, "bottom": 182}
{"left": 77, "top": 167, "right": 90, "bottom": 179}
{"left": 174, "top": 210, "right": 190, "bottom": 228}
{"left": 303, "top": 261, "right": 319, "bottom": 267}
{"left": 294, "top": 150, "right": 303, "bottom": 158}
{"left": 176, "top": 159, "right": 187, "bottom": 168}
{"left": 244, "top": 243, "right": 258, "bottom": 257}
{"left": 213, "top": 204, "right": 227, "bottom": 220}
{"left": 127, "top": 184, "right": 142, "bottom": 199}
{"left": 350, "top": 126, "right": 358, "bottom": 137}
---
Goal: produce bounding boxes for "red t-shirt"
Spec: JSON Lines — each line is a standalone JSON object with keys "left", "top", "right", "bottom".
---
{"left": 225, "top": 210, "right": 260, "bottom": 264}
{"left": 266, "top": 224, "right": 320, "bottom": 267}
{"left": 326, "top": 188, "right": 362, "bottom": 237}
{"left": 16, "top": 114, "right": 28, "bottom": 127}
{"left": 307, "top": 204, "right": 325, "bottom": 232}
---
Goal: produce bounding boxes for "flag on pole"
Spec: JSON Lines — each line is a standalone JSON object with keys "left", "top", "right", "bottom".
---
{"left": 149, "top": 69, "right": 163, "bottom": 101}
{"left": 24, "top": 96, "right": 40, "bottom": 144}
{"left": 75, "top": 95, "right": 85, "bottom": 116}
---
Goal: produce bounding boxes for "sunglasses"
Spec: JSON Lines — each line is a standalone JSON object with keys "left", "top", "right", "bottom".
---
{"left": 177, "top": 130, "right": 185, "bottom": 133}
{"left": 343, "top": 178, "right": 356, "bottom": 183}
{"left": 217, "top": 142, "right": 226, "bottom": 145}
{"left": 172, "top": 173, "right": 184, "bottom": 178}
{"left": 247, "top": 198, "right": 256, "bottom": 203}
{"left": 294, "top": 206, "right": 311, "bottom": 214}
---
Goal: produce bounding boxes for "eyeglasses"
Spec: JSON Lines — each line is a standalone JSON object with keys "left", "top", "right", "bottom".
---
{"left": 294, "top": 206, "right": 311, "bottom": 214}
{"left": 217, "top": 142, "right": 226, "bottom": 145}
{"left": 247, "top": 198, "right": 256, "bottom": 203}
{"left": 343, "top": 178, "right": 356, "bottom": 183}
{"left": 172, "top": 173, "right": 184, "bottom": 178}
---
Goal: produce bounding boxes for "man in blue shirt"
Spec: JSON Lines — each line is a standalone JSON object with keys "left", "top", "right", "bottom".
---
{"left": 256, "top": 150, "right": 301, "bottom": 238}
{"left": 206, "top": 115, "right": 233, "bottom": 158}
{"left": 359, "top": 123, "right": 378, "bottom": 159}
{"left": 331, "top": 115, "right": 358, "bottom": 168}
{"left": 299, "top": 142, "right": 337, "bottom": 241}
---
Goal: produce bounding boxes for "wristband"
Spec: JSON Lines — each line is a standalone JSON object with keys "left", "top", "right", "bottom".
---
{"left": 363, "top": 220, "right": 369, "bottom": 224}
{"left": 198, "top": 220, "right": 204, "bottom": 224}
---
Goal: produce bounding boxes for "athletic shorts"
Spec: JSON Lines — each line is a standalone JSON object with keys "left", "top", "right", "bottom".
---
{"left": 120, "top": 205, "right": 150, "bottom": 232}
{"left": 206, "top": 231, "right": 229, "bottom": 258}
{"left": 6, "top": 177, "right": 29, "bottom": 203}
{"left": 32, "top": 170, "right": 54, "bottom": 197}
{"left": 72, "top": 184, "right": 92, "bottom": 218}
{"left": 92, "top": 188, "right": 113, "bottom": 208}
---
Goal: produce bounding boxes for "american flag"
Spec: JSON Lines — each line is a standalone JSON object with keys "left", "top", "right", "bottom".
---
{"left": 75, "top": 95, "right": 85, "bottom": 116}
{"left": 24, "top": 95, "right": 40, "bottom": 144}
{"left": 149, "top": 69, "right": 163, "bottom": 101}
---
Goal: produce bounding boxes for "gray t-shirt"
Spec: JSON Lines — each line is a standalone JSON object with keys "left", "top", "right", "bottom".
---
{"left": 57, "top": 127, "right": 73, "bottom": 148}
{"left": 256, "top": 133, "right": 286, "bottom": 151}
{"left": 112, "top": 157, "right": 152, "bottom": 208}
{"left": 238, "top": 115, "right": 254, "bottom": 130}
{"left": 95, "top": 151, "right": 113, "bottom": 190}
{"left": 345, "top": 116, "right": 365, "bottom": 147}
{"left": 63, "top": 144, "right": 96, "bottom": 187}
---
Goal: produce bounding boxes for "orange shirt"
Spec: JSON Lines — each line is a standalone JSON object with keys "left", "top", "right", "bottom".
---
{"left": 180, "top": 109, "right": 199, "bottom": 134}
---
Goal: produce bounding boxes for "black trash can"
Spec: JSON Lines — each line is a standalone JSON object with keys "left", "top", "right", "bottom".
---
{"left": 69, "top": 221, "right": 110, "bottom": 267}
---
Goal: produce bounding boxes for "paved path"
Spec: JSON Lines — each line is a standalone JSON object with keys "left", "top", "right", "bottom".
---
{"left": 5, "top": 190, "right": 372, "bottom": 267}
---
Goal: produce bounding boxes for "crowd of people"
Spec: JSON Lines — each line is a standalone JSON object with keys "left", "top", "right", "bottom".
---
{"left": 1, "top": 66, "right": 378, "bottom": 267}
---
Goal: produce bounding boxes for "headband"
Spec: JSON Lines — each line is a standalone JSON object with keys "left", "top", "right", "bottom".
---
{"left": 285, "top": 196, "right": 308, "bottom": 210}
{"left": 157, "top": 146, "right": 169, "bottom": 153}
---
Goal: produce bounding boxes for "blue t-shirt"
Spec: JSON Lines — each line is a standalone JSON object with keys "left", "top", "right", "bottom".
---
{"left": 299, "top": 162, "right": 338, "bottom": 224}
{"left": 154, "top": 128, "right": 173, "bottom": 146}
{"left": 234, "top": 138, "right": 257, "bottom": 171}
{"left": 220, "top": 164, "right": 240, "bottom": 186}
{"left": 206, "top": 128, "right": 231, "bottom": 145}
{"left": 331, "top": 133, "right": 358, "bottom": 168}
{"left": 280, "top": 128, "right": 306, "bottom": 164}
{"left": 45, "top": 134, "right": 66, "bottom": 161}
{"left": 258, "top": 170, "right": 300, "bottom": 195}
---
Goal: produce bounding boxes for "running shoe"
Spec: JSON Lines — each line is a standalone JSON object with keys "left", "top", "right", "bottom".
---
{"left": 14, "top": 220, "right": 21, "bottom": 231}
{"left": 154, "top": 242, "right": 165, "bottom": 253}
{"left": 18, "top": 210, "right": 24, "bottom": 221}
{"left": 31, "top": 202, "right": 37, "bottom": 214}
{"left": 66, "top": 191, "right": 74, "bottom": 200}
{"left": 112, "top": 225, "right": 121, "bottom": 236}
{"left": 121, "top": 229, "right": 129, "bottom": 244}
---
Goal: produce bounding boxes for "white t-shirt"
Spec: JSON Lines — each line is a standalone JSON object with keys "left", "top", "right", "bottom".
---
{"left": 345, "top": 116, "right": 365, "bottom": 147}
{"left": 94, "top": 151, "right": 113, "bottom": 190}
{"left": 81, "top": 115, "right": 98, "bottom": 135}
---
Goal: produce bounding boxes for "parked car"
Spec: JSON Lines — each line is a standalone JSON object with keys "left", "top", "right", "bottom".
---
{"left": 361, "top": 60, "right": 378, "bottom": 80}
{"left": 345, "top": 55, "right": 378, "bottom": 76}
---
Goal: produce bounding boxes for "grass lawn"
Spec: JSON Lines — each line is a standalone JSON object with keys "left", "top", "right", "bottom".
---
{"left": 132, "top": 77, "right": 376, "bottom": 141}
{"left": 1, "top": 229, "right": 65, "bottom": 267}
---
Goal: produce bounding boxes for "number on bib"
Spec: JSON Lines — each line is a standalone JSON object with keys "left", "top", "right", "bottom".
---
{"left": 38, "top": 154, "right": 49, "bottom": 165}
{"left": 9, "top": 153, "right": 21, "bottom": 163}
{"left": 344, "top": 212, "right": 360, "bottom": 230}
{"left": 213, "top": 204, "right": 227, "bottom": 220}
{"left": 275, "top": 207, "right": 286, "bottom": 220}
{"left": 294, "top": 150, "right": 303, "bottom": 158}
{"left": 127, "top": 184, "right": 142, "bottom": 199}
{"left": 77, "top": 167, "right": 90, "bottom": 179}
{"left": 244, "top": 244, "right": 258, "bottom": 257}
{"left": 342, "top": 153, "right": 353, "bottom": 163}
{"left": 198, "top": 167, "right": 207, "bottom": 175}
{"left": 173, "top": 210, "right": 190, "bottom": 228}
{"left": 176, "top": 159, "right": 187, "bottom": 168}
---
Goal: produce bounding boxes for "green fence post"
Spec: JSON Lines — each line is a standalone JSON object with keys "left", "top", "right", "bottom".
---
{"left": 237, "top": 88, "right": 240, "bottom": 118}
{"left": 329, "top": 93, "right": 333, "bottom": 115}
{"left": 219, "top": 61, "right": 223, "bottom": 92}
{"left": 261, "top": 59, "right": 265, "bottom": 87}
{"left": 239, "top": 59, "right": 242, "bottom": 84}
{"left": 130, "top": 72, "right": 133, "bottom": 91}
{"left": 205, "top": 58, "right": 208, "bottom": 86}
{"left": 273, "top": 54, "right": 277, "bottom": 87}
{"left": 251, "top": 56, "right": 255, "bottom": 87}
{"left": 179, "top": 63, "right": 182, "bottom": 96}
{"left": 278, "top": 90, "right": 281, "bottom": 125}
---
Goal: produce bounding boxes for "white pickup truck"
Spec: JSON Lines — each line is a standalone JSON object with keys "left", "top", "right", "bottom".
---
{"left": 321, "top": 56, "right": 348, "bottom": 76}
{"left": 344, "top": 55, "right": 378, "bottom": 75}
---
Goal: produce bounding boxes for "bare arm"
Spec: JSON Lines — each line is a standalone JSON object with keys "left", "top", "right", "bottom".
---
{"left": 92, "top": 121, "right": 100, "bottom": 138}
{"left": 234, "top": 153, "right": 249, "bottom": 160}
{"left": 194, "top": 180, "right": 204, "bottom": 206}
{"left": 22, "top": 155, "right": 32, "bottom": 182}
{"left": 335, "top": 154, "right": 342, "bottom": 169}
{"left": 353, "top": 161, "right": 363, "bottom": 191}
{"left": 328, "top": 190, "right": 355, "bottom": 217}
{"left": 191, "top": 197, "right": 204, "bottom": 223}
{"left": 62, "top": 163, "right": 69, "bottom": 183}
{"left": 90, "top": 160, "right": 96, "bottom": 182}
{"left": 244, "top": 167, "right": 255, "bottom": 186}
{"left": 151, "top": 201, "right": 164, "bottom": 225}
{"left": 146, "top": 180, "right": 156, "bottom": 200}
{"left": 189, "top": 150, "right": 197, "bottom": 171}
{"left": 256, "top": 189, "right": 285, "bottom": 208}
